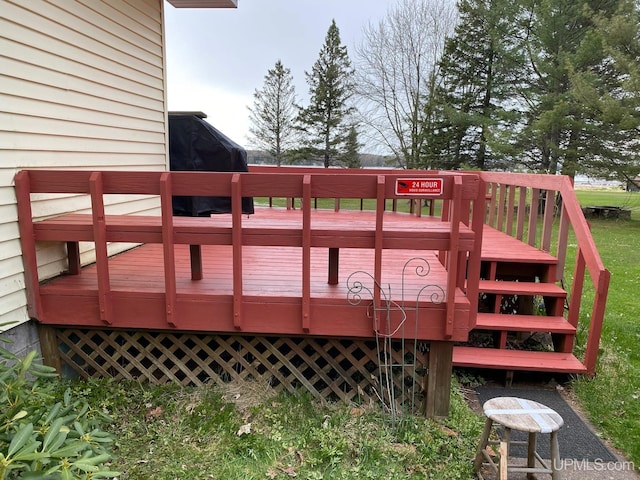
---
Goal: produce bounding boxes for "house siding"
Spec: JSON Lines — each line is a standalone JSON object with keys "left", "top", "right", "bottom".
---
{"left": 0, "top": 0, "right": 168, "bottom": 332}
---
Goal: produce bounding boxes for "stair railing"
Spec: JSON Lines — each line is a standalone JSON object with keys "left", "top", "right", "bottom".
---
{"left": 478, "top": 172, "right": 610, "bottom": 375}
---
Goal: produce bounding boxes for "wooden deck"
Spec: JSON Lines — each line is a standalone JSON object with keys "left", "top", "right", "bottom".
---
{"left": 15, "top": 167, "right": 611, "bottom": 393}
{"left": 17, "top": 170, "right": 484, "bottom": 343}
{"left": 36, "top": 210, "right": 472, "bottom": 341}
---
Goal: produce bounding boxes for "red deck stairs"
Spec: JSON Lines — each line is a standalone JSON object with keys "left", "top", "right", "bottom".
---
{"left": 452, "top": 172, "right": 611, "bottom": 376}
{"left": 453, "top": 226, "right": 587, "bottom": 374}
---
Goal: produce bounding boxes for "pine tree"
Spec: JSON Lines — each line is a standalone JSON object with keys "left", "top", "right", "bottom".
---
{"left": 340, "top": 125, "right": 362, "bottom": 168}
{"left": 425, "top": 0, "right": 522, "bottom": 170}
{"left": 570, "top": 0, "right": 640, "bottom": 183}
{"left": 248, "top": 60, "right": 298, "bottom": 166}
{"left": 296, "top": 20, "right": 355, "bottom": 168}
{"left": 511, "top": 0, "right": 622, "bottom": 176}
{"left": 433, "top": 0, "right": 635, "bottom": 181}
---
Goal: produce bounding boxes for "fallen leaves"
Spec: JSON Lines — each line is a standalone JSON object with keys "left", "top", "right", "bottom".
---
{"left": 145, "top": 406, "right": 164, "bottom": 421}
{"left": 236, "top": 422, "right": 252, "bottom": 436}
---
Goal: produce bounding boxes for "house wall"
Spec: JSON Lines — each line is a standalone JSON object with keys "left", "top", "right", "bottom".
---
{"left": 0, "top": 0, "right": 169, "bottom": 333}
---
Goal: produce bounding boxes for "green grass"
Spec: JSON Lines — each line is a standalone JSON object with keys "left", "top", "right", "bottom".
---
{"left": 66, "top": 378, "right": 483, "bottom": 479}
{"left": 569, "top": 189, "right": 640, "bottom": 465}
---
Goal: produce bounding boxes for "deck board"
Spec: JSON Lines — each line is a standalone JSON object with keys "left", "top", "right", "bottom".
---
{"left": 44, "top": 244, "right": 461, "bottom": 298}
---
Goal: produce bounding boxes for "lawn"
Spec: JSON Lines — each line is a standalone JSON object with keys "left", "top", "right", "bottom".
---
{"left": 570, "top": 188, "right": 640, "bottom": 466}
{"left": 67, "top": 378, "right": 483, "bottom": 479}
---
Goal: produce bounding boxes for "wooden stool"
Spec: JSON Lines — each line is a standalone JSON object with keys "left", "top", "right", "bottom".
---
{"left": 473, "top": 396, "right": 564, "bottom": 480}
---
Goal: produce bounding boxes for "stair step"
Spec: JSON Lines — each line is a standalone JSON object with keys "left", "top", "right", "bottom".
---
{"left": 475, "top": 313, "right": 576, "bottom": 334}
{"left": 453, "top": 346, "right": 587, "bottom": 373}
{"left": 481, "top": 226, "right": 559, "bottom": 264}
{"left": 478, "top": 280, "right": 566, "bottom": 297}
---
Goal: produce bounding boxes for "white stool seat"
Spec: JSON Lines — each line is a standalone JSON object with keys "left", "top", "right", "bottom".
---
{"left": 473, "top": 396, "right": 564, "bottom": 479}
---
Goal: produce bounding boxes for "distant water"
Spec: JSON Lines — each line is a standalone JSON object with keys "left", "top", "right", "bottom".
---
{"left": 573, "top": 174, "right": 623, "bottom": 189}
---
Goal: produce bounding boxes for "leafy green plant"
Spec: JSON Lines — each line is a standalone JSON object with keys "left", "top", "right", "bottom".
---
{"left": 0, "top": 328, "right": 118, "bottom": 479}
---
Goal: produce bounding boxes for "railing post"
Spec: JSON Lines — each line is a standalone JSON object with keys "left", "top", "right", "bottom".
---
{"left": 516, "top": 187, "right": 527, "bottom": 241}
{"left": 488, "top": 182, "right": 497, "bottom": 227}
{"left": 541, "top": 190, "right": 556, "bottom": 252}
{"left": 374, "top": 176, "right": 385, "bottom": 310}
{"left": 506, "top": 185, "right": 516, "bottom": 236}
{"left": 160, "top": 173, "right": 177, "bottom": 328}
{"left": 527, "top": 188, "right": 540, "bottom": 247}
{"left": 14, "top": 171, "right": 43, "bottom": 320}
{"left": 89, "top": 172, "right": 112, "bottom": 325}
{"left": 566, "top": 247, "right": 586, "bottom": 333}
{"left": 497, "top": 184, "right": 507, "bottom": 232}
{"left": 445, "top": 176, "right": 462, "bottom": 339}
{"left": 584, "top": 269, "right": 611, "bottom": 374}
{"left": 231, "top": 174, "right": 243, "bottom": 330}
{"left": 555, "top": 202, "right": 570, "bottom": 282}
{"left": 302, "top": 175, "right": 311, "bottom": 332}
{"left": 439, "top": 198, "right": 451, "bottom": 268}
{"left": 466, "top": 176, "right": 485, "bottom": 328}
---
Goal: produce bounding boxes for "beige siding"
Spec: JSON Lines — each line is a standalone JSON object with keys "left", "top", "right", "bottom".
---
{"left": 0, "top": 0, "right": 169, "bottom": 331}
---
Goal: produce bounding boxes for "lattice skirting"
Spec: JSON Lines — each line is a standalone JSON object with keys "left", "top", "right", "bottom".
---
{"left": 54, "top": 328, "right": 429, "bottom": 406}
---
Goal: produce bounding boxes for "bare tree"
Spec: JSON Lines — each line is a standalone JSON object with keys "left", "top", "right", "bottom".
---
{"left": 354, "top": 0, "right": 457, "bottom": 169}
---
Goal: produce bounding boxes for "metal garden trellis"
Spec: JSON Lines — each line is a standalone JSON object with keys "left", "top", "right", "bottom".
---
{"left": 347, "top": 257, "right": 446, "bottom": 424}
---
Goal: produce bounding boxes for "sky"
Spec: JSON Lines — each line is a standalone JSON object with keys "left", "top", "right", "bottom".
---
{"left": 164, "top": 1, "right": 394, "bottom": 150}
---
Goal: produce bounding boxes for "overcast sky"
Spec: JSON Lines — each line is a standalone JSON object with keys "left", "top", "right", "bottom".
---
{"left": 164, "top": 1, "right": 394, "bottom": 149}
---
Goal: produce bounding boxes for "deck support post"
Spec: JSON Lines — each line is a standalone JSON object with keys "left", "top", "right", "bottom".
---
{"left": 328, "top": 248, "right": 339, "bottom": 285}
{"left": 189, "top": 245, "right": 203, "bottom": 280}
{"left": 422, "top": 341, "right": 453, "bottom": 418}
{"left": 66, "top": 241, "right": 81, "bottom": 275}
{"left": 37, "top": 324, "right": 62, "bottom": 374}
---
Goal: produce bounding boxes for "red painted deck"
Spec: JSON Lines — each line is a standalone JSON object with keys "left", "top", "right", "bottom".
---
{"left": 17, "top": 169, "right": 485, "bottom": 345}
{"left": 15, "top": 168, "right": 610, "bottom": 376}
{"left": 38, "top": 238, "right": 470, "bottom": 340}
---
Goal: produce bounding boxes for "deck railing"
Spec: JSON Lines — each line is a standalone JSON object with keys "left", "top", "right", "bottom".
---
{"left": 478, "top": 172, "right": 610, "bottom": 374}
{"left": 15, "top": 169, "right": 484, "bottom": 340}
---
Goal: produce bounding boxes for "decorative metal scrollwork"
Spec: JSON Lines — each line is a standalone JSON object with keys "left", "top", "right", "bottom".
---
{"left": 346, "top": 257, "right": 446, "bottom": 336}
{"left": 345, "top": 257, "right": 446, "bottom": 423}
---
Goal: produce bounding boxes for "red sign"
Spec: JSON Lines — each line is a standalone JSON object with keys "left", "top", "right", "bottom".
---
{"left": 395, "top": 178, "right": 444, "bottom": 196}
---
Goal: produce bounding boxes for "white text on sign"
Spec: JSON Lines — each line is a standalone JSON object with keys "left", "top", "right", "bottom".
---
{"left": 395, "top": 178, "right": 444, "bottom": 196}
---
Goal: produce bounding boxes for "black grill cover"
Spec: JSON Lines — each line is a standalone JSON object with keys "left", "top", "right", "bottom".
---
{"left": 169, "top": 112, "right": 254, "bottom": 216}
